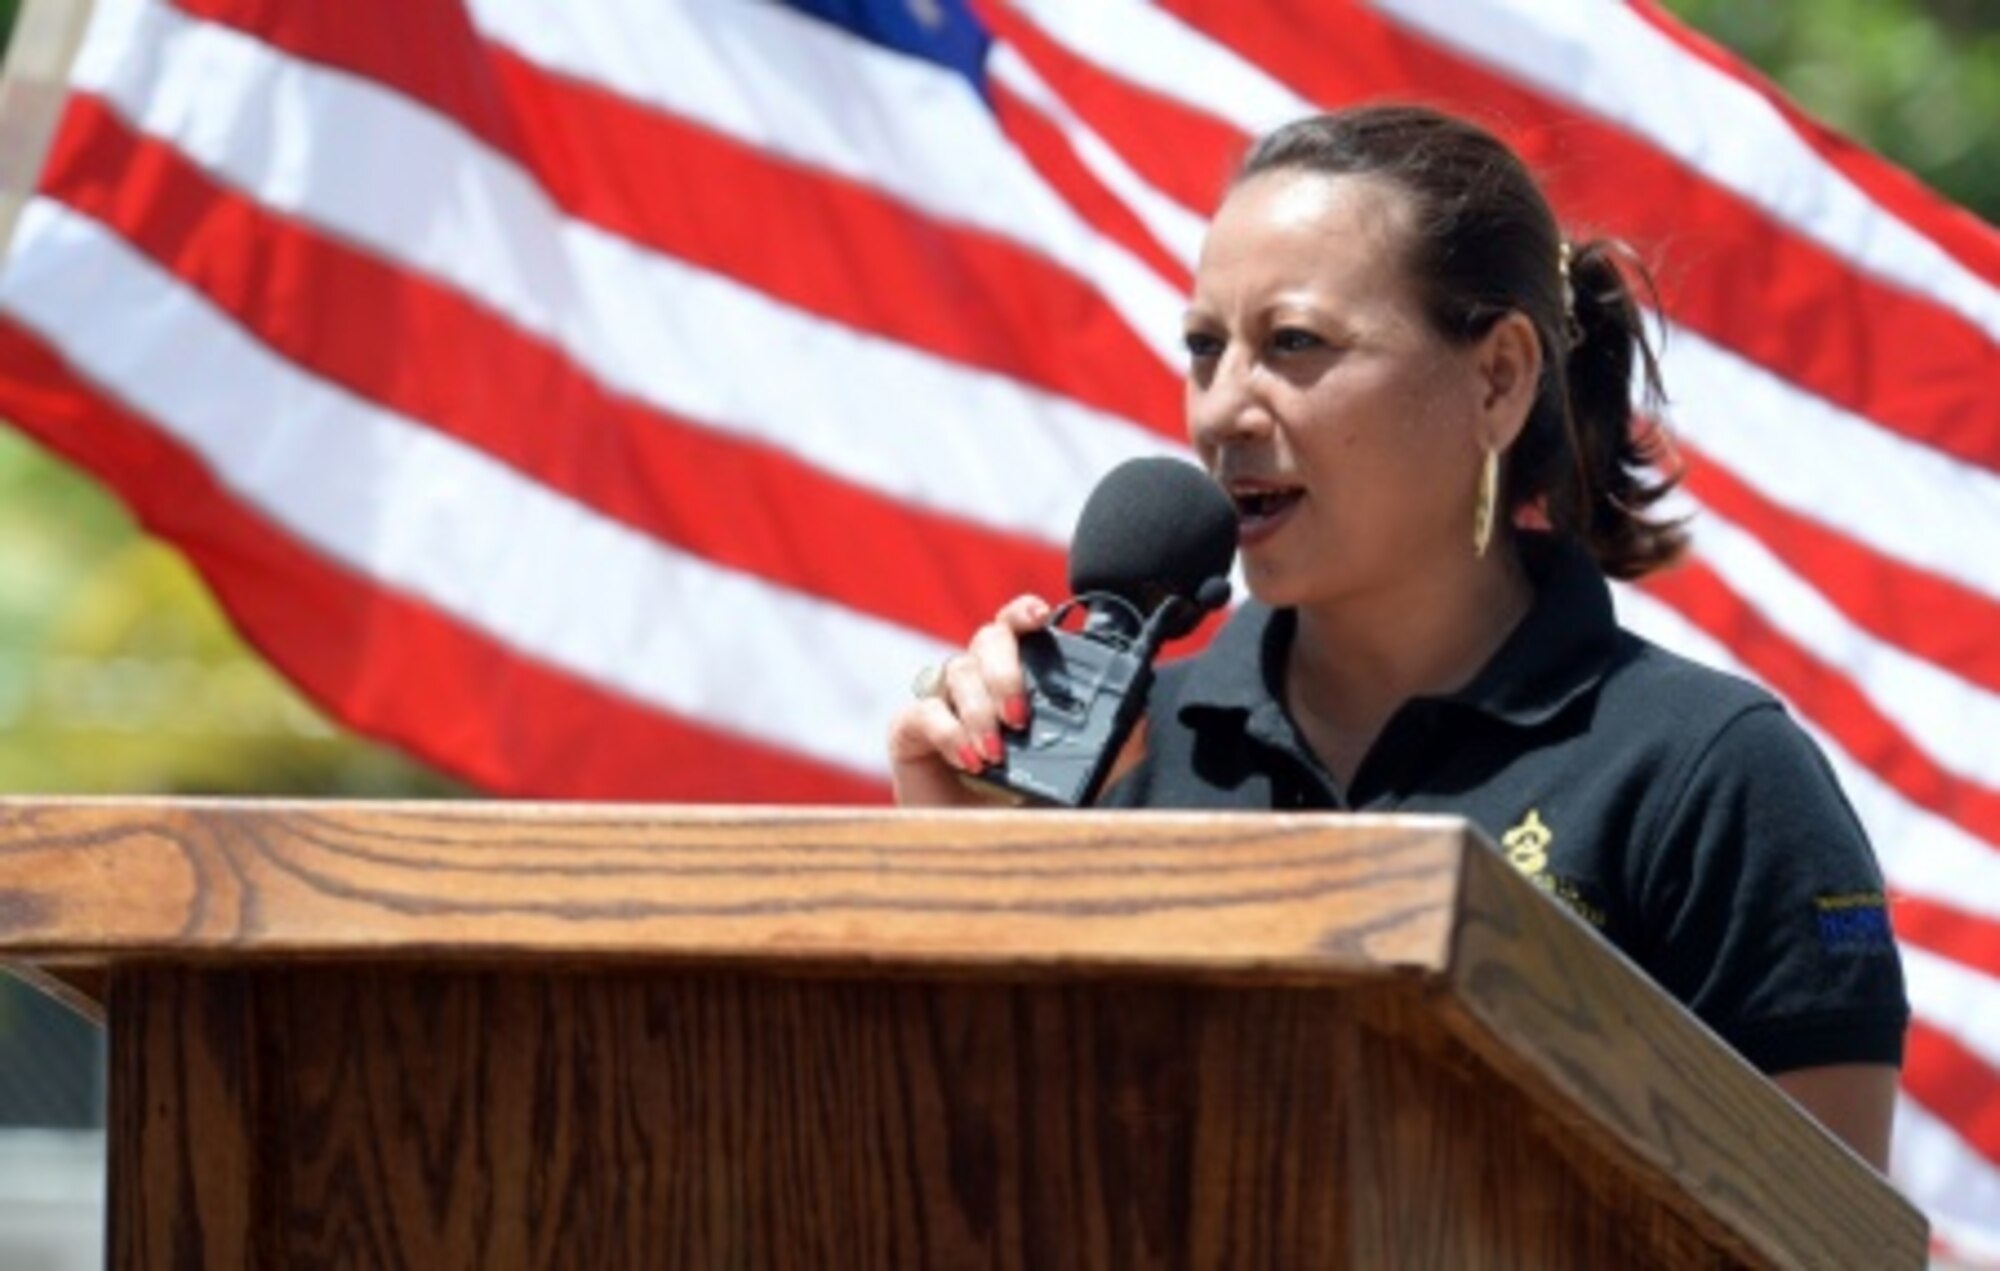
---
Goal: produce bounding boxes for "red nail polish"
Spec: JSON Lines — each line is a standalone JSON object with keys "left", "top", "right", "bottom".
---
{"left": 1002, "top": 694, "right": 1029, "bottom": 730}
{"left": 957, "top": 743, "right": 984, "bottom": 772}
{"left": 980, "top": 732, "right": 1003, "bottom": 763}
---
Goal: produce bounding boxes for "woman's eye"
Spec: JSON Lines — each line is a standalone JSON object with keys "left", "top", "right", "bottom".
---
{"left": 1182, "top": 331, "right": 1223, "bottom": 360}
{"left": 1271, "top": 327, "right": 1322, "bottom": 354}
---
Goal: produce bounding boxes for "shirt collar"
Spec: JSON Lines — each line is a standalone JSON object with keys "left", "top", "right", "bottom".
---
{"left": 1176, "top": 533, "right": 1619, "bottom": 733}
{"left": 1440, "top": 534, "right": 1621, "bottom": 726}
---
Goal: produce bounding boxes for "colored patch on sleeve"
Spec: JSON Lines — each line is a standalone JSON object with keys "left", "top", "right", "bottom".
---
{"left": 1813, "top": 892, "right": 1894, "bottom": 954}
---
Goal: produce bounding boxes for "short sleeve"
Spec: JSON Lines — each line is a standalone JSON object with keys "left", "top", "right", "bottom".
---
{"left": 1635, "top": 702, "right": 1909, "bottom": 1074}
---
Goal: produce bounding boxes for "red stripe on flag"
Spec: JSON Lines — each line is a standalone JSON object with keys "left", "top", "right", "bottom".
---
{"left": 1156, "top": 0, "right": 2000, "bottom": 474}
{"left": 0, "top": 316, "right": 884, "bottom": 803}
{"left": 1626, "top": 0, "right": 2000, "bottom": 290}
{"left": 1894, "top": 895, "right": 2000, "bottom": 983}
{"left": 175, "top": 0, "right": 1187, "bottom": 438}
{"left": 1904, "top": 1019, "right": 2000, "bottom": 1174}
{"left": 1678, "top": 443, "right": 2000, "bottom": 696}
{"left": 974, "top": 0, "right": 1243, "bottom": 217}
{"left": 1640, "top": 559, "right": 2000, "bottom": 850}
{"left": 43, "top": 95, "right": 1069, "bottom": 643}
{"left": 987, "top": 78, "right": 1193, "bottom": 294}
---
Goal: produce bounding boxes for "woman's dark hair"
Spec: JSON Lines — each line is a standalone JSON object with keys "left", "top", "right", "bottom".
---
{"left": 1237, "top": 104, "right": 1685, "bottom": 579}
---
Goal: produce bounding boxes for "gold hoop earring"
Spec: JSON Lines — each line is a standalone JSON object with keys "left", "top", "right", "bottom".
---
{"left": 1473, "top": 448, "right": 1500, "bottom": 558}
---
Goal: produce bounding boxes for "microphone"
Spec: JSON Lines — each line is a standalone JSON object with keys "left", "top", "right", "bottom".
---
{"left": 970, "top": 456, "right": 1237, "bottom": 806}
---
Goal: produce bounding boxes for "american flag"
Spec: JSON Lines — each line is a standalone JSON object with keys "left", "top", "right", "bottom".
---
{"left": 0, "top": 0, "right": 1992, "bottom": 1258}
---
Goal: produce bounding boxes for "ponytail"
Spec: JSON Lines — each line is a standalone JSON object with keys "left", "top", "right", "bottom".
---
{"left": 1547, "top": 238, "right": 1686, "bottom": 579}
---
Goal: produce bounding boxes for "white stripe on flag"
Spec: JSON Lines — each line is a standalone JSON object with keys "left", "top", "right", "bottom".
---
{"left": 1891, "top": 1097, "right": 2000, "bottom": 1266}
{"left": 1375, "top": 0, "right": 2000, "bottom": 340}
{"left": 0, "top": 198, "right": 946, "bottom": 776}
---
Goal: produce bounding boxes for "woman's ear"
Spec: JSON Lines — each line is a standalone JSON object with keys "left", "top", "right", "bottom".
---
{"left": 1475, "top": 311, "right": 1542, "bottom": 450}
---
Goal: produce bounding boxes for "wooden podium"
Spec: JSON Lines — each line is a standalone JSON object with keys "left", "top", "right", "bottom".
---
{"left": 0, "top": 800, "right": 1923, "bottom": 1268}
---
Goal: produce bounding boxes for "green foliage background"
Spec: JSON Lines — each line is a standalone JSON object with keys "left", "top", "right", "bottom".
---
{"left": 0, "top": 442, "right": 466, "bottom": 795}
{"left": 0, "top": 1, "right": 1988, "bottom": 796}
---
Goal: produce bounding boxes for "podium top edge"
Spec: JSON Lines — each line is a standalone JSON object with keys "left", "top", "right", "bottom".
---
{"left": 0, "top": 800, "right": 1479, "bottom": 977}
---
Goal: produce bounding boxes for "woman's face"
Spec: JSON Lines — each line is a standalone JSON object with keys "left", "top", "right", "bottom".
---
{"left": 1183, "top": 170, "right": 1491, "bottom": 610}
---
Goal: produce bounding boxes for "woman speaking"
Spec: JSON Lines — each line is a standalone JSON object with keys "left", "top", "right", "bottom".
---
{"left": 886, "top": 104, "right": 1907, "bottom": 1170}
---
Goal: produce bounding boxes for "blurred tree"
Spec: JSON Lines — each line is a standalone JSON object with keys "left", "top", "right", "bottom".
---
{"left": 0, "top": 431, "right": 468, "bottom": 794}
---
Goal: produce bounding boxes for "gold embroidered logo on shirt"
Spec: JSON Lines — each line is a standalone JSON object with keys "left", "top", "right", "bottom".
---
{"left": 1502, "top": 808, "right": 1552, "bottom": 876}
{"left": 1498, "top": 809, "right": 1605, "bottom": 929}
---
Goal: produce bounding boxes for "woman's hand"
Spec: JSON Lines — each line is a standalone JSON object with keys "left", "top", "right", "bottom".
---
{"left": 888, "top": 595, "right": 1053, "bottom": 806}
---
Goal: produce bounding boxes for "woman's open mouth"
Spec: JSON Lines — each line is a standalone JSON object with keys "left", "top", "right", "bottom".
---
{"left": 1231, "top": 485, "right": 1304, "bottom": 547}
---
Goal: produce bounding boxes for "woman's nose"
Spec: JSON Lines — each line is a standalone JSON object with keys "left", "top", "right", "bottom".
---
{"left": 1188, "top": 354, "right": 1273, "bottom": 450}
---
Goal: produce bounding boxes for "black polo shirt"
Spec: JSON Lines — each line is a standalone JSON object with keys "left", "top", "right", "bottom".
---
{"left": 1100, "top": 537, "right": 1909, "bottom": 1075}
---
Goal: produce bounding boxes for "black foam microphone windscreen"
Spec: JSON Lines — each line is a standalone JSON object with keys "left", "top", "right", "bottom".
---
{"left": 1067, "top": 456, "right": 1238, "bottom": 619}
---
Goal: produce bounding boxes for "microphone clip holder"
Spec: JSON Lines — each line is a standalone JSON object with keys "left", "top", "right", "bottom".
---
{"left": 967, "top": 590, "right": 1207, "bottom": 808}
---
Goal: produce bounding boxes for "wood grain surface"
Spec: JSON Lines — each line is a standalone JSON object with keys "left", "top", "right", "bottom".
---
{"left": 0, "top": 800, "right": 1462, "bottom": 978}
{"left": 109, "top": 964, "right": 1772, "bottom": 1270}
{"left": 1336, "top": 992, "right": 1735, "bottom": 1269}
